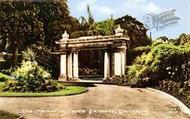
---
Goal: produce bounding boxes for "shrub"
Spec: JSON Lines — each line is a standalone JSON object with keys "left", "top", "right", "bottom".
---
{"left": 126, "top": 46, "right": 151, "bottom": 65}
{"left": 1, "top": 61, "right": 63, "bottom": 92}
{"left": 70, "top": 31, "right": 89, "bottom": 38}
{"left": 0, "top": 72, "right": 13, "bottom": 82}
{"left": 124, "top": 43, "right": 190, "bottom": 87}
{"left": 30, "top": 44, "right": 59, "bottom": 79}
{"left": 22, "top": 48, "right": 36, "bottom": 62}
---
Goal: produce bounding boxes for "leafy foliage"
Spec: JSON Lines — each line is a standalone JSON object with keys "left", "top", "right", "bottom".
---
{"left": 71, "top": 6, "right": 114, "bottom": 38}
{"left": 70, "top": 4, "right": 100, "bottom": 37}
{"left": 175, "top": 33, "right": 190, "bottom": 45}
{"left": 115, "top": 15, "right": 151, "bottom": 47}
{"left": 126, "top": 46, "right": 151, "bottom": 65}
{"left": 22, "top": 48, "right": 36, "bottom": 62}
{"left": 94, "top": 18, "right": 114, "bottom": 36}
{"left": 87, "top": 4, "right": 94, "bottom": 25}
{"left": 30, "top": 44, "right": 59, "bottom": 79}
{"left": 35, "top": 0, "right": 79, "bottom": 46}
{"left": 124, "top": 43, "right": 190, "bottom": 87}
{"left": 1, "top": 61, "right": 63, "bottom": 92}
{"left": 0, "top": 0, "right": 78, "bottom": 66}
{"left": 0, "top": 1, "right": 44, "bottom": 66}
{"left": 70, "top": 17, "right": 114, "bottom": 38}
{"left": 0, "top": 72, "right": 13, "bottom": 82}
{"left": 0, "top": 86, "right": 87, "bottom": 97}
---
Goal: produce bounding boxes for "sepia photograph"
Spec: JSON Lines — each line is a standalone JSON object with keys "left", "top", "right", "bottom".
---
{"left": 0, "top": 0, "right": 190, "bottom": 119}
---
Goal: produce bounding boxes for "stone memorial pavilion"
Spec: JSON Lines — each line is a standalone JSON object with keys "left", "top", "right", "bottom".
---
{"left": 56, "top": 25, "right": 130, "bottom": 81}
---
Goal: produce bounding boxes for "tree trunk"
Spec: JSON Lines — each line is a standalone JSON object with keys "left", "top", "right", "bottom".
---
{"left": 12, "top": 44, "right": 19, "bottom": 66}
{"left": 43, "top": 22, "right": 50, "bottom": 46}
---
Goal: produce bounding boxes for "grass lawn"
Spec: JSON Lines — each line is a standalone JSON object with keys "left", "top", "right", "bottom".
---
{"left": 0, "top": 86, "right": 87, "bottom": 97}
{"left": 0, "top": 110, "right": 19, "bottom": 119}
{"left": 0, "top": 72, "right": 87, "bottom": 97}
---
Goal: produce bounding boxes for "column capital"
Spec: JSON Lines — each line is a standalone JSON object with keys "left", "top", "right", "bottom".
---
{"left": 72, "top": 48, "right": 80, "bottom": 54}
{"left": 60, "top": 51, "right": 67, "bottom": 55}
{"left": 112, "top": 47, "right": 126, "bottom": 52}
{"left": 59, "top": 47, "right": 68, "bottom": 54}
{"left": 104, "top": 49, "right": 111, "bottom": 52}
{"left": 111, "top": 42, "right": 127, "bottom": 52}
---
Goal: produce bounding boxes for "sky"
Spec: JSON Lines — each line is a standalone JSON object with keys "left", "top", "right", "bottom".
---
{"left": 68, "top": 0, "right": 190, "bottom": 39}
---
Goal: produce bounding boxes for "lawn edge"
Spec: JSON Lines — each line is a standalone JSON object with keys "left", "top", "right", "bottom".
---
{"left": 0, "top": 87, "right": 88, "bottom": 97}
{"left": 147, "top": 88, "right": 190, "bottom": 116}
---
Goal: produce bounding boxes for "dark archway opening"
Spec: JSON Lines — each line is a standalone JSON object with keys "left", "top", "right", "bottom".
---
{"left": 78, "top": 49, "right": 104, "bottom": 80}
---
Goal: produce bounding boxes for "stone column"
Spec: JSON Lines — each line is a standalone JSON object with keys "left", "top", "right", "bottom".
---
{"left": 121, "top": 50, "right": 126, "bottom": 75}
{"left": 113, "top": 49, "right": 126, "bottom": 77}
{"left": 73, "top": 51, "right": 79, "bottom": 79}
{"left": 114, "top": 52, "right": 122, "bottom": 76}
{"left": 110, "top": 52, "right": 114, "bottom": 77}
{"left": 60, "top": 54, "right": 66, "bottom": 75}
{"left": 104, "top": 51, "right": 110, "bottom": 80}
{"left": 68, "top": 52, "right": 73, "bottom": 79}
{"left": 60, "top": 54, "right": 67, "bottom": 81}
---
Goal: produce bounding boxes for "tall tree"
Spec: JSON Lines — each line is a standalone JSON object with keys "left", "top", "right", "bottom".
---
{"left": 35, "top": 0, "right": 71, "bottom": 46}
{"left": 70, "top": 5, "right": 97, "bottom": 38}
{"left": 0, "top": 0, "right": 79, "bottom": 66}
{"left": 35, "top": 0, "right": 79, "bottom": 47}
{"left": 86, "top": 4, "right": 96, "bottom": 36}
{"left": 0, "top": 1, "right": 44, "bottom": 66}
{"left": 115, "top": 15, "right": 151, "bottom": 48}
{"left": 87, "top": 4, "right": 94, "bottom": 25}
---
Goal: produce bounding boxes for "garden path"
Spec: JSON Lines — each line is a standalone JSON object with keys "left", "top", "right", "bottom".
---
{"left": 0, "top": 84, "right": 189, "bottom": 119}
